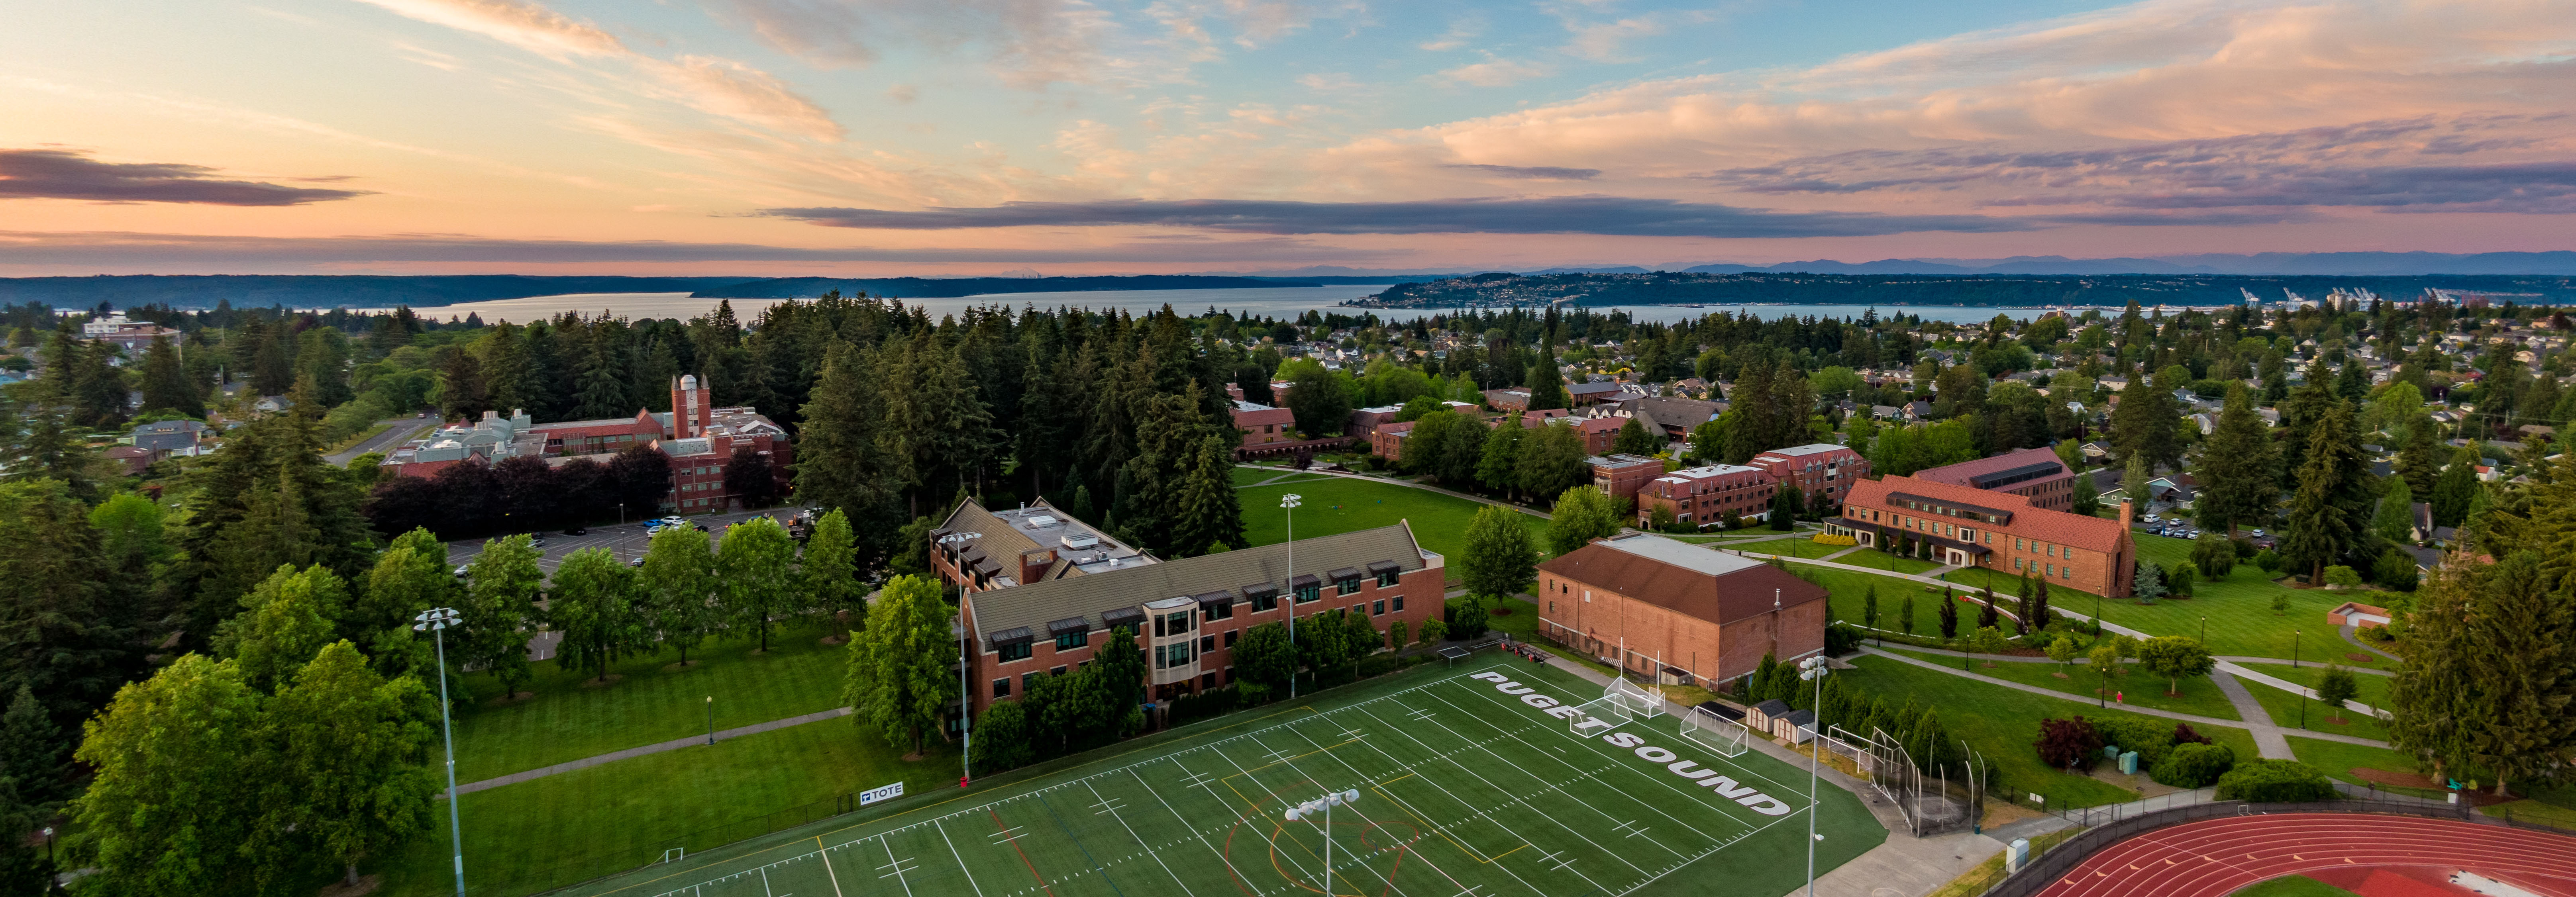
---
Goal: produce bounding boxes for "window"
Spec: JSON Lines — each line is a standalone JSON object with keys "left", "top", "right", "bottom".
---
{"left": 1155, "top": 611, "right": 1193, "bottom": 637}
{"left": 1022, "top": 672, "right": 1038, "bottom": 692}
{"left": 1200, "top": 635, "right": 1215, "bottom": 653}
{"left": 1251, "top": 590, "right": 1279, "bottom": 612}
{"left": 1050, "top": 666, "right": 1067, "bottom": 677}
{"left": 1375, "top": 568, "right": 1399, "bottom": 587}
{"left": 1155, "top": 642, "right": 1195, "bottom": 669}
{"left": 1294, "top": 583, "right": 1321, "bottom": 603}
{"left": 1201, "top": 672, "right": 1218, "bottom": 689}
{"left": 1223, "top": 630, "right": 1238, "bottom": 648}
{"left": 1202, "top": 601, "right": 1233, "bottom": 622}
{"left": 993, "top": 678, "right": 1010, "bottom": 697}
{"left": 1335, "top": 575, "right": 1361, "bottom": 595}
{"left": 997, "top": 642, "right": 1033, "bottom": 662}
{"left": 1392, "top": 595, "right": 1404, "bottom": 612}
{"left": 1373, "top": 599, "right": 1386, "bottom": 616}
{"left": 1054, "top": 631, "right": 1087, "bottom": 650}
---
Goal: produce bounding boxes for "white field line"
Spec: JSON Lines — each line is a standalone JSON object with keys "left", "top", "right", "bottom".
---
{"left": 1081, "top": 779, "right": 1198, "bottom": 897}
{"left": 1442, "top": 682, "right": 1793, "bottom": 827}
{"left": 1232, "top": 724, "right": 1424, "bottom": 897}
{"left": 932, "top": 821, "right": 986, "bottom": 897}
{"left": 1324, "top": 705, "right": 1607, "bottom": 895}
{"left": 1126, "top": 763, "right": 1266, "bottom": 897}
{"left": 1391, "top": 692, "right": 1695, "bottom": 866}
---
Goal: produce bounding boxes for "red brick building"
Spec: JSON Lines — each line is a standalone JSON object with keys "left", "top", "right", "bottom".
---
{"left": 1748, "top": 443, "right": 1869, "bottom": 507}
{"left": 1535, "top": 533, "right": 1830, "bottom": 684}
{"left": 1369, "top": 420, "right": 1415, "bottom": 462}
{"left": 1830, "top": 475, "right": 2136, "bottom": 598}
{"left": 1573, "top": 416, "right": 1626, "bottom": 454}
{"left": 376, "top": 374, "right": 789, "bottom": 513}
{"left": 1588, "top": 454, "right": 1664, "bottom": 500}
{"left": 1634, "top": 464, "right": 1775, "bottom": 529}
{"left": 948, "top": 505, "right": 1446, "bottom": 715}
{"left": 1232, "top": 400, "right": 1297, "bottom": 447}
{"left": 1910, "top": 446, "right": 2080, "bottom": 512}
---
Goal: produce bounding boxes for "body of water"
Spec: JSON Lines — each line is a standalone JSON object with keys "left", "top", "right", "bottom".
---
{"left": 383, "top": 289, "right": 2085, "bottom": 326}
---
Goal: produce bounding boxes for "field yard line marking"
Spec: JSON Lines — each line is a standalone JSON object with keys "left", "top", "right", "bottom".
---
{"left": 1352, "top": 698, "right": 1668, "bottom": 877}
{"left": 759, "top": 867, "right": 778, "bottom": 897}
{"left": 1441, "top": 683, "right": 1774, "bottom": 835}
{"left": 877, "top": 840, "right": 915, "bottom": 897}
{"left": 816, "top": 836, "right": 847, "bottom": 897}
{"left": 1034, "top": 791, "right": 1134, "bottom": 897}
{"left": 1082, "top": 779, "right": 1198, "bottom": 897}
{"left": 1295, "top": 715, "right": 1553, "bottom": 897}
{"left": 622, "top": 667, "right": 1520, "bottom": 897}
{"left": 1128, "top": 764, "right": 1263, "bottom": 897}
{"left": 1602, "top": 803, "right": 1808, "bottom": 897}
{"left": 934, "top": 821, "right": 987, "bottom": 897}
{"left": 1199, "top": 736, "right": 1336, "bottom": 887}
{"left": 990, "top": 811, "right": 1058, "bottom": 897}
{"left": 1241, "top": 725, "right": 1416, "bottom": 897}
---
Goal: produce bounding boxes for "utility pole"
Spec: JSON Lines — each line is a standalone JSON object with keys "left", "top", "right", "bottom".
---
{"left": 1283, "top": 493, "right": 1302, "bottom": 700}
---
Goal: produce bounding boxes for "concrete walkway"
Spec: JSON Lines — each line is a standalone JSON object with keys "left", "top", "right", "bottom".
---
{"left": 451, "top": 707, "right": 852, "bottom": 795}
{"left": 1857, "top": 645, "right": 2388, "bottom": 751}
{"left": 326, "top": 416, "right": 436, "bottom": 465}
{"left": 1818, "top": 544, "right": 1866, "bottom": 562}
{"left": 2207, "top": 670, "right": 2296, "bottom": 759}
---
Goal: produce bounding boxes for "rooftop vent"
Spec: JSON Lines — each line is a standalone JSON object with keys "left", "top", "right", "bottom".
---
{"left": 1062, "top": 533, "right": 1100, "bottom": 550}
{"left": 1026, "top": 514, "right": 1061, "bottom": 528}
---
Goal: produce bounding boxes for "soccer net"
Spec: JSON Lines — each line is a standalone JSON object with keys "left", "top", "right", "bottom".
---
{"left": 1606, "top": 677, "right": 1665, "bottom": 719}
{"left": 1677, "top": 705, "right": 1750, "bottom": 758}
{"left": 1568, "top": 695, "right": 1632, "bottom": 737}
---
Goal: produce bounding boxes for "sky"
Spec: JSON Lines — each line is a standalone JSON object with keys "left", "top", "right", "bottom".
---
{"left": 0, "top": 0, "right": 2571, "bottom": 276}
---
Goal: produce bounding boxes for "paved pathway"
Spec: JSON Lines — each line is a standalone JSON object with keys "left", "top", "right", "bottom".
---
{"left": 2207, "top": 669, "right": 2297, "bottom": 759}
{"left": 2341, "top": 623, "right": 2405, "bottom": 663}
{"left": 451, "top": 707, "right": 852, "bottom": 795}
{"left": 1818, "top": 544, "right": 1866, "bottom": 562}
{"left": 1856, "top": 645, "right": 2387, "bottom": 751}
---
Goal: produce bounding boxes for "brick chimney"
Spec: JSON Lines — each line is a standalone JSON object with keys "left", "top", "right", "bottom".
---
{"left": 2118, "top": 499, "right": 2134, "bottom": 526}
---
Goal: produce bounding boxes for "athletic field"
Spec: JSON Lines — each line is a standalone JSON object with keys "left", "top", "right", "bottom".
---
{"left": 564, "top": 657, "right": 1884, "bottom": 897}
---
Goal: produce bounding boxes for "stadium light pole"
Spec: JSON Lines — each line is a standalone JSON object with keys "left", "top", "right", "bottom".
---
{"left": 1283, "top": 493, "right": 1303, "bottom": 700}
{"left": 1285, "top": 789, "right": 1360, "bottom": 897}
{"left": 413, "top": 607, "right": 467, "bottom": 897}
{"left": 1798, "top": 656, "right": 1831, "bottom": 897}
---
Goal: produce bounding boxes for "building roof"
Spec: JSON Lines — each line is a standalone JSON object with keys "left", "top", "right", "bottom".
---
{"left": 966, "top": 522, "right": 1433, "bottom": 643}
{"left": 939, "top": 499, "right": 1152, "bottom": 587}
{"left": 1654, "top": 463, "right": 1766, "bottom": 484}
{"left": 1753, "top": 443, "right": 1853, "bottom": 460}
{"left": 1567, "top": 380, "right": 1626, "bottom": 396}
{"left": 1536, "top": 533, "right": 1827, "bottom": 625}
{"left": 1847, "top": 475, "right": 2130, "bottom": 552}
{"left": 1623, "top": 396, "right": 1726, "bottom": 432}
{"left": 1912, "top": 447, "right": 2070, "bottom": 490}
{"left": 1588, "top": 453, "right": 1662, "bottom": 470}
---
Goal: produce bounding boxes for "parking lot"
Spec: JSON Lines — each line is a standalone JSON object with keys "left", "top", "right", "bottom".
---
{"left": 439, "top": 508, "right": 800, "bottom": 573}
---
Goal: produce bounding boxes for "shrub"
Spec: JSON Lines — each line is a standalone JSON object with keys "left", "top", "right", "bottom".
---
{"left": 2034, "top": 716, "right": 2105, "bottom": 771}
{"left": 1824, "top": 623, "right": 1862, "bottom": 657}
{"left": 1443, "top": 603, "right": 1489, "bottom": 640}
{"left": 2323, "top": 565, "right": 2364, "bottom": 588}
{"left": 1166, "top": 687, "right": 1244, "bottom": 727}
{"left": 1357, "top": 653, "right": 1401, "bottom": 678}
{"left": 2095, "top": 715, "right": 2178, "bottom": 766}
{"left": 1237, "top": 682, "right": 1272, "bottom": 705}
{"left": 2171, "top": 722, "right": 2213, "bottom": 746}
{"left": 2215, "top": 759, "right": 2337, "bottom": 802}
{"left": 2254, "top": 548, "right": 2283, "bottom": 572}
{"left": 1810, "top": 533, "right": 1857, "bottom": 546}
{"left": 2150, "top": 742, "right": 2236, "bottom": 788}
{"left": 2191, "top": 534, "right": 2237, "bottom": 579}
{"left": 2373, "top": 548, "right": 2420, "bottom": 591}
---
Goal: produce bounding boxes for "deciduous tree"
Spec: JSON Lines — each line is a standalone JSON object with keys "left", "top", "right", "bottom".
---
{"left": 844, "top": 574, "right": 957, "bottom": 756}
{"left": 642, "top": 525, "right": 718, "bottom": 666}
{"left": 464, "top": 534, "right": 543, "bottom": 698}
{"left": 71, "top": 654, "right": 266, "bottom": 897}
{"left": 212, "top": 563, "right": 347, "bottom": 692}
{"left": 2137, "top": 636, "right": 2215, "bottom": 697}
{"left": 1459, "top": 504, "right": 1538, "bottom": 602}
{"left": 264, "top": 641, "right": 438, "bottom": 888}
{"left": 718, "top": 516, "right": 798, "bottom": 652}
{"left": 1546, "top": 485, "right": 1620, "bottom": 555}
{"left": 551, "top": 547, "right": 644, "bottom": 683}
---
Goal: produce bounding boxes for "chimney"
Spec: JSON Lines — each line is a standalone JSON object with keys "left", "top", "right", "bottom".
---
{"left": 2118, "top": 499, "right": 2134, "bottom": 526}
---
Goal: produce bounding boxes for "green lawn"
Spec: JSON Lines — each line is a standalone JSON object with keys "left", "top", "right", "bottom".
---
{"left": 1882, "top": 648, "right": 2241, "bottom": 721}
{"left": 1830, "top": 547, "right": 1945, "bottom": 575}
{"left": 2284, "top": 736, "right": 2434, "bottom": 797}
{"left": 2244, "top": 677, "right": 2391, "bottom": 742}
{"left": 377, "top": 713, "right": 962, "bottom": 897}
{"left": 1237, "top": 475, "right": 1550, "bottom": 564}
{"left": 1230, "top": 466, "right": 1329, "bottom": 486}
{"left": 452, "top": 618, "right": 847, "bottom": 781}
{"left": 1733, "top": 536, "right": 1856, "bottom": 559}
{"left": 1946, "top": 535, "right": 2359, "bottom": 662}
{"left": 2231, "top": 875, "right": 2362, "bottom": 897}
{"left": 2235, "top": 662, "right": 2392, "bottom": 714}
{"left": 1837, "top": 654, "right": 2142, "bottom": 807}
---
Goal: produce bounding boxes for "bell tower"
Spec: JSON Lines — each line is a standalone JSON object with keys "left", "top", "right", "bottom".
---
{"left": 672, "top": 374, "right": 708, "bottom": 439}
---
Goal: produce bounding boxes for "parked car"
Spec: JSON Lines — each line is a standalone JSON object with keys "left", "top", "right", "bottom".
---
{"left": 526, "top": 536, "right": 547, "bottom": 549}
{"left": 563, "top": 525, "right": 587, "bottom": 536}
{"left": 628, "top": 556, "right": 646, "bottom": 568}
{"left": 453, "top": 564, "right": 471, "bottom": 577}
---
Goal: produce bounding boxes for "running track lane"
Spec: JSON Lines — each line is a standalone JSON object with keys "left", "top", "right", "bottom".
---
{"left": 2035, "top": 814, "right": 2576, "bottom": 897}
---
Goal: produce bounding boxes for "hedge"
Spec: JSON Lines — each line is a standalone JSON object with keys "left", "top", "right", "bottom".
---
{"left": 2215, "top": 759, "right": 2337, "bottom": 802}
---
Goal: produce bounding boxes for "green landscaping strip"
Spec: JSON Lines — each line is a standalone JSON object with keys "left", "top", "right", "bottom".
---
{"left": 2283, "top": 736, "right": 2437, "bottom": 797}
{"left": 2242, "top": 677, "right": 2391, "bottom": 742}
{"left": 1837, "top": 654, "right": 2141, "bottom": 807}
{"left": 1881, "top": 647, "right": 2241, "bottom": 721}
{"left": 2229, "top": 874, "right": 2363, "bottom": 897}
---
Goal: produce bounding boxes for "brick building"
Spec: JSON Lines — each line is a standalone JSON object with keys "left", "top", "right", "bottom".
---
{"left": 1572, "top": 416, "right": 1626, "bottom": 454}
{"left": 1231, "top": 400, "right": 1297, "bottom": 447}
{"left": 1369, "top": 420, "right": 1415, "bottom": 462}
{"left": 949, "top": 507, "right": 1446, "bottom": 715}
{"left": 378, "top": 374, "right": 790, "bottom": 512}
{"left": 1634, "top": 464, "right": 1775, "bottom": 529}
{"left": 1346, "top": 405, "right": 1404, "bottom": 437}
{"left": 1535, "top": 533, "right": 1830, "bottom": 684}
{"left": 1910, "top": 447, "right": 2080, "bottom": 512}
{"left": 1587, "top": 454, "right": 1664, "bottom": 500}
{"left": 1481, "top": 388, "right": 1532, "bottom": 412}
{"left": 1748, "top": 443, "right": 1869, "bottom": 507}
{"left": 1830, "top": 475, "right": 2135, "bottom": 598}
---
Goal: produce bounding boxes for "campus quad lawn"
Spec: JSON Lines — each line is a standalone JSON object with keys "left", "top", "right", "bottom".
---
{"left": 1807, "top": 564, "right": 2003, "bottom": 642}
{"left": 376, "top": 715, "right": 963, "bottom": 897}
{"left": 1946, "top": 536, "right": 2355, "bottom": 662}
{"left": 1880, "top": 648, "right": 2241, "bottom": 722}
{"left": 1732, "top": 536, "right": 1858, "bottom": 559}
{"left": 2236, "top": 662, "right": 2392, "bottom": 714}
{"left": 2283, "top": 737, "right": 2437, "bottom": 798}
{"left": 451, "top": 618, "right": 846, "bottom": 781}
{"left": 1237, "top": 475, "right": 1550, "bottom": 564}
{"left": 1834, "top": 654, "right": 2144, "bottom": 807}
{"left": 1832, "top": 546, "right": 1946, "bottom": 575}
{"left": 1229, "top": 466, "right": 1328, "bottom": 487}
{"left": 557, "top": 656, "right": 1885, "bottom": 897}
{"left": 2231, "top": 875, "right": 2364, "bottom": 897}
{"left": 2243, "top": 676, "right": 2392, "bottom": 742}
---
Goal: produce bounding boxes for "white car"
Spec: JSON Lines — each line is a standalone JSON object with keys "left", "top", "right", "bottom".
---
{"left": 2142, "top": 514, "right": 2160, "bottom": 523}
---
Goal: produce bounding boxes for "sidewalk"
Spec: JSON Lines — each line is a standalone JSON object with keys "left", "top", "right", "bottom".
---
{"left": 1857, "top": 646, "right": 2388, "bottom": 752}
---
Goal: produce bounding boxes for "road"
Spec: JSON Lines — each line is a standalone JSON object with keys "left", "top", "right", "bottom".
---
{"left": 326, "top": 414, "right": 439, "bottom": 466}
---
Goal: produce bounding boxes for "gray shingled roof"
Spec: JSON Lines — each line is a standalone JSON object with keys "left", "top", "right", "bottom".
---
{"left": 966, "top": 522, "right": 1434, "bottom": 646}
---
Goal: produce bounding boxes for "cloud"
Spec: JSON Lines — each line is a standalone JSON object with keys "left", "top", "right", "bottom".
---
{"left": 710, "top": 0, "right": 1123, "bottom": 89}
{"left": 0, "top": 229, "right": 1406, "bottom": 265}
{"left": 0, "top": 149, "right": 369, "bottom": 206}
{"left": 1557, "top": 13, "right": 1672, "bottom": 63}
{"left": 760, "top": 195, "right": 2035, "bottom": 237}
{"left": 1418, "top": 14, "right": 1484, "bottom": 51}
{"left": 359, "top": 0, "right": 840, "bottom": 139}
{"left": 1443, "top": 164, "right": 1601, "bottom": 180}
{"left": 1437, "top": 55, "right": 1554, "bottom": 88}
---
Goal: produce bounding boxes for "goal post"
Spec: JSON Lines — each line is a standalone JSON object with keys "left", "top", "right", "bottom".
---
{"left": 1606, "top": 677, "right": 1664, "bottom": 719}
{"left": 1677, "top": 705, "right": 1750, "bottom": 757}
{"left": 1567, "top": 695, "right": 1632, "bottom": 738}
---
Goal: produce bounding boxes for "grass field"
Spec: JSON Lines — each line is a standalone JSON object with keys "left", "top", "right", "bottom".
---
{"left": 1232, "top": 467, "right": 1330, "bottom": 487}
{"left": 1237, "top": 475, "right": 1551, "bottom": 565}
{"left": 2231, "top": 875, "right": 2362, "bottom": 897}
{"left": 453, "top": 619, "right": 845, "bottom": 781}
{"left": 1830, "top": 547, "right": 1945, "bottom": 575}
{"left": 2236, "top": 663, "right": 2392, "bottom": 713}
{"left": 1730, "top": 536, "right": 1854, "bottom": 559}
{"left": 2243, "top": 678, "right": 2392, "bottom": 742}
{"left": 2282, "top": 737, "right": 2430, "bottom": 796}
{"left": 1834, "top": 654, "right": 2142, "bottom": 807}
{"left": 1807, "top": 565, "right": 2017, "bottom": 642}
{"left": 556, "top": 658, "right": 1884, "bottom": 897}
{"left": 1945, "top": 536, "right": 2360, "bottom": 662}
{"left": 1880, "top": 648, "right": 2240, "bottom": 721}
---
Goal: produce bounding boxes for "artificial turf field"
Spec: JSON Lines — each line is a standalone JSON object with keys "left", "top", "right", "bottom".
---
{"left": 564, "top": 658, "right": 1883, "bottom": 897}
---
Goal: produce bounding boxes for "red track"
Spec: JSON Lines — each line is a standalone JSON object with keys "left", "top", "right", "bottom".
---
{"left": 2035, "top": 814, "right": 2576, "bottom": 897}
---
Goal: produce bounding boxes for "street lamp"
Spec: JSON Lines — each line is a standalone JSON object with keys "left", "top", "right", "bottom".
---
{"left": 1284, "top": 789, "right": 1360, "bottom": 897}
{"left": 39, "top": 827, "right": 51, "bottom": 894}
{"left": 706, "top": 696, "right": 716, "bottom": 746}
{"left": 412, "top": 607, "right": 467, "bottom": 897}
{"left": 1283, "top": 492, "right": 1303, "bottom": 701}
{"left": 2199, "top": 616, "right": 2207, "bottom": 645}
{"left": 1797, "top": 656, "right": 1831, "bottom": 897}
{"left": 2293, "top": 629, "right": 2301, "bottom": 669}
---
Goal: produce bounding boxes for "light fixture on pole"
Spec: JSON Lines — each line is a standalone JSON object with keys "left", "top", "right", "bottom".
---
{"left": 413, "top": 606, "right": 467, "bottom": 897}
{"left": 1282, "top": 492, "right": 1303, "bottom": 700}
{"left": 1283, "top": 788, "right": 1361, "bottom": 897}
{"left": 705, "top": 696, "right": 716, "bottom": 746}
{"left": 1797, "top": 655, "right": 1832, "bottom": 897}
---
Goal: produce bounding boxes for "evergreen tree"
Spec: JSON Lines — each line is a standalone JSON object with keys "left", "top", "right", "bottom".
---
{"left": 435, "top": 344, "right": 487, "bottom": 420}
{"left": 2388, "top": 416, "right": 2440, "bottom": 498}
{"left": 2124, "top": 453, "right": 2156, "bottom": 507}
{"left": 137, "top": 335, "right": 203, "bottom": 417}
{"left": 1525, "top": 358, "right": 1569, "bottom": 411}
{"left": 2280, "top": 401, "right": 2372, "bottom": 583}
{"left": 641, "top": 526, "right": 718, "bottom": 666}
{"left": 1477, "top": 416, "right": 1526, "bottom": 497}
{"left": 550, "top": 547, "right": 644, "bottom": 683}
{"left": 2430, "top": 448, "right": 2480, "bottom": 527}
{"left": 717, "top": 517, "right": 797, "bottom": 652}
{"left": 2108, "top": 379, "right": 2183, "bottom": 474}
{"left": 1458, "top": 504, "right": 1539, "bottom": 603}
{"left": 2392, "top": 553, "right": 2576, "bottom": 796}
{"left": 2015, "top": 574, "right": 2036, "bottom": 636}
{"left": 0, "top": 481, "right": 129, "bottom": 731}
{"left": 251, "top": 322, "right": 294, "bottom": 397}
{"left": 1899, "top": 593, "right": 1916, "bottom": 637}
{"left": 1976, "top": 590, "right": 2000, "bottom": 631}
{"left": 843, "top": 574, "right": 957, "bottom": 756}
{"left": 1862, "top": 584, "right": 1880, "bottom": 643}
{"left": 2194, "top": 382, "right": 2276, "bottom": 533}
{"left": 2034, "top": 576, "right": 2052, "bottom": 626}
{"left": 2371, "top": 478, "right": 2417, "bottom": 543}
{"left": 1937, "top": 588, "right": 1959, "bottom": 639}
{"left": 177, "top": 376, "right": 372, "bottom": 637}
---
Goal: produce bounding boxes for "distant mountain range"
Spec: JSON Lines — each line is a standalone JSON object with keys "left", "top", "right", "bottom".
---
{"left": 1675, "top": 252, "right": 2576, "bottom": 276}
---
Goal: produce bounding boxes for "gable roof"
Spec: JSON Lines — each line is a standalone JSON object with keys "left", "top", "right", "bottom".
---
{"left": 966, "top": 523, "right": 1432, "bottom": 642}
{"left": 1849, "top": 475, "right": 2131, "bottom": 552}
{"left": 1536, "top": 533, "right": 1827, "bottom": 625}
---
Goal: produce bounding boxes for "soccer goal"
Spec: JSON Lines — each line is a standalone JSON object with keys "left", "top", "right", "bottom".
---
{"left": 1567, "top": 695, "right": 1633, "bottom": 737}
{"left": 1606, "top": 677, "right": 1665, "bottom": 719}
{"left": 1677, "top": 705, "right": 1751, "bottom": 757}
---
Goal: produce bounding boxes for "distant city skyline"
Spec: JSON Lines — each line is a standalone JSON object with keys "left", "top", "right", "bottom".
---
{"left": 3, "top": 0, "right": 2571, "bottom": 276}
